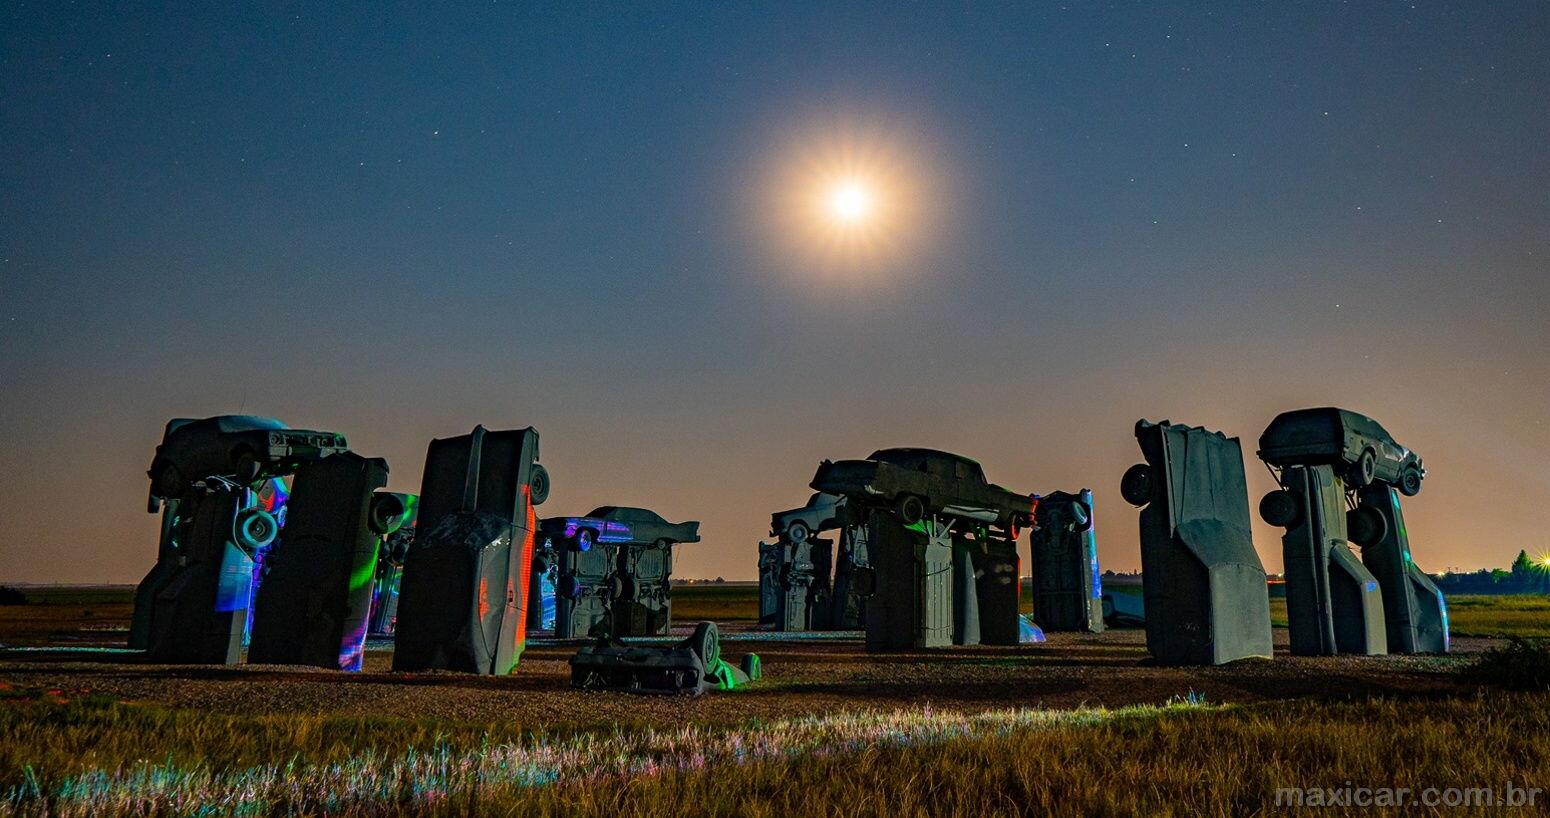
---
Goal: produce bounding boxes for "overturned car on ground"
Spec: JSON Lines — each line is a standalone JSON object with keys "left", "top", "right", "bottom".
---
{"left": 570, "top": 621, "right": 761, "bottom": 695}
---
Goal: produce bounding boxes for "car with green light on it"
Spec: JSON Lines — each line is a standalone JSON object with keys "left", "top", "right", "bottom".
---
{"left": 146, "top": 415, "right": 350, "bottom": 512}
{"left": 1257, "top": 407, "right": 1425, "bottom": 496}
{"left": 808, "top": 448, "right": 1035, "bottom": 530}
{"left": 541, "top": 506, "right": 701, "bottom": 551}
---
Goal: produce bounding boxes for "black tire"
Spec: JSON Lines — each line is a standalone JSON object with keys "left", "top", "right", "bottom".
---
{"left": 1398, "top": 464, "right": 1423, "bottom": 497}
{"left": 1348, "top": 448, "right": 1377, "bottom": 488}
{"left": 1120, "top": 464, "right": 1153, "bottom": 507}
{"left": 529, "top": 464, "right": 550, "bottom": 505}
{"left": 575, "top": 529, "right": 595, "bottom": 552}
{"left": 152, "top": 459, "right": 183, "bottom": 497}
{"left": 232, "top": 448, "right": 262, "bottom": 484}
{"left": 368, "top": 492, "right": 407, "bottom": 535}
{"left": 386, "top": 536, "right": 412, "bottom": 565}
{"left": 233, "top": 507, "right": 278, "bottom": 551}
{"left": 609, "top": 575, "right": 630, "bottom": 600}
{"left": 560, "top": 574, "right": 582, "bottom": 599}
{"left": 1259, "top": 489, "right": 1301, "bottom": 528}
{"left": 786, "top": 520, "right": 810, "bottom": 544}
{"left": 689, "top": 621, "right": 720, "bottom": 667}
{"left": 1347, "top": 506, "right": 1388, "bottom": 547}
{"left": 896, "top": 495, "right": 925, "bottom": 525}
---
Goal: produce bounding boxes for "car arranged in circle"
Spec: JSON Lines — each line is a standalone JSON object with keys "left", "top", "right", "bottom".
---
{"left": 809, "top": 447, "right": 1035, "bottom": 530}
{"left": 146, "top": 415, "right": 350, "bottom": 512}
{"left": 1258, "top": 407, "right": 1425, "bottom": 496}
{"left": 540, "top": 506, "right": 701, "bottom": 551}
{"left": 770, "top": 492, "right": 847, "bottom": 544}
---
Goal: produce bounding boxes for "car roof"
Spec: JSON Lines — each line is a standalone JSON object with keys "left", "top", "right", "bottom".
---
{"left": 869, "top": 447, "right": 980, "bottom": 466}
{"left": 215, "top": 415, "right": 289, "bottom": 432}
{"left": 587, "top": 506, "right": 666, "bottom": 523}
{"left": 1270, "top": 407, "right": 1392, "bottom": 441}
{"left": 167, "top": 415, "right": 289, "bottom": 435}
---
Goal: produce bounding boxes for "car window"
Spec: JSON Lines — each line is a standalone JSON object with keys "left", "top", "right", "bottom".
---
{"left": 215, "top": 416, "right": 289, "bottom": 433}
{"left": 955, "top": 461, "right": 986, "bottom": 482}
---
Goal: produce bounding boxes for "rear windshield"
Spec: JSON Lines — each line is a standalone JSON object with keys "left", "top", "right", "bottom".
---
{"left": 215, "top": 416, "right": 289, "bottom": 433}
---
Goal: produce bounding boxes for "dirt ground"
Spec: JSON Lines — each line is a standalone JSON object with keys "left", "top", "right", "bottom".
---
{"left": 0, "top": 622, "right": 1487, "bottom": 731}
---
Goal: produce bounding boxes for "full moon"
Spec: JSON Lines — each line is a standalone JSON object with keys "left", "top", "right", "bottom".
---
{"left": 755, "top": 115, "right": 946, "bottom": 279}
{"left": 828, "top": 180, "right": 874, "bottom": 224}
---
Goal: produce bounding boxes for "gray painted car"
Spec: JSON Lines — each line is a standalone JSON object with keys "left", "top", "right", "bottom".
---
{"left": 770, "top": 492, "right": 847, "bottom": 544}
{"left": 810, "top": 448, "right": 1035, "bottom": 530}
{"left": 147, "top": 415, "right": 349, "bottom": 512}
{"left": 1258, "top": 407, "right": 1424, "bottom": 495}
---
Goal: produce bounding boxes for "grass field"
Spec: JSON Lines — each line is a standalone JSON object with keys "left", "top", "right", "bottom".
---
{"left": 1, "top": 586, "right": 1546, "bottom": 815}
{"left": 3, "top": 687, "right": 1548, "bottom": 815}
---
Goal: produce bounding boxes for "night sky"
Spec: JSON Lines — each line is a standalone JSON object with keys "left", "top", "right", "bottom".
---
{"left": 3, "top": 4, "right": 1547, "bottom": 584}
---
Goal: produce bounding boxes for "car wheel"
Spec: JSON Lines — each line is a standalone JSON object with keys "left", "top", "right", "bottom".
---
{"left": 232, "top": 448, "right": 262, "bottom": 483}
{"left": 1120, "top": 464, "right": 1153, "bottom": 507}
{"left": 1069, "top": 500, "right": 1092, "bottom": 532}
{"left": 610, "top": 575, "right": 631, "bottom": 600}
{"left": 1348, "top": 448, "right": 1377, "bottom": 488}
{"left": 1347, "top": 505, "right": 1388, "bottom": 547}
{"left": 1259, "top": 489, "right": 1301, "bottom": 528}
{"left": 560, "top": 575, "right": 582, "bottom": 599}
{"left": 368, "top": 493, "right": 407, "bottom": 535}
{"left": 575, "top": 529, "right": 595, "bottom": 552}
{"left": 1398, "top": 464, "right": 1423, "bottom": 497}
{"left": 529, "top": 464, "right": 550, "bottom": 505}
{"left": 896, "top": 495, "right": 925, "bottom": 525}
{"left": 387, "top": 537, "right": 412, "bottom": 565}
{"left": 233, "top": 507, "right": 278, "bottom": 552}
{"left": 786, "top": 520, "right": 810, "bottom": 544}
{"left": 689, "top": 621, "right": 720, "bottom": 667}
{"left": 153, "top": 459, "right": 184, "bottom": 498}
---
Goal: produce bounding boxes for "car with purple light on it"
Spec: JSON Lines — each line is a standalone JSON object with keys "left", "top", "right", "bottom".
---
{"left": 541, "top": 506, "right": 701, "bottom": 551}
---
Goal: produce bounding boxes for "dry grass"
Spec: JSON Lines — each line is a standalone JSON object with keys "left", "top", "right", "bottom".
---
{"left": 2, "top": 690, "right": 1548, "bottom": 816}
{"left": 2, "top": 587, "right": 1546, "bottom": 815}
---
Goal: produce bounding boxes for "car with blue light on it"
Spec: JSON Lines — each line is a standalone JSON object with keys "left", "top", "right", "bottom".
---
{"left": 146, "top": 415, "right": 349, "bottom": 512}
{"left": 540, "top": 507, "right": 701, "bottom": 551}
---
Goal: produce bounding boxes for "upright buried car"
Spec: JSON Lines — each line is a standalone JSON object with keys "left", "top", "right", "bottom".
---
{"left": 1258, "top": 407, "right": 1425, "bottom": 496}
{"left": 809, "top": 448, "right": 1034, "bottom": 530}
{"left": 147, "top": 416, "right": 349, "bottom": 511}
